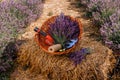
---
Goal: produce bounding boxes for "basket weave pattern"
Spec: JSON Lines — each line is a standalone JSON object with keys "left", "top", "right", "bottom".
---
{"left": 35, "top": 16, "right": 82, "bottom": 55}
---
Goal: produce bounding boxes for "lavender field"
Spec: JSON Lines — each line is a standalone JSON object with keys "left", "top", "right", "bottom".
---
{"left": 0, "top": 0, "right": 43, "bottom": 79}
{"left": 80, "top": 0, "right": 120, "bottom": 53}
{"left": 0, "top": 0, "right": 120, "bottom": 80}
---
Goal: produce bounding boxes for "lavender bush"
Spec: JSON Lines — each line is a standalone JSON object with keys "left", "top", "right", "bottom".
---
{"left": 0, "top": 40, "right": 24, "bottom": 80}
{"left": 0, "top": 0, "right": 43, "bottom": 54}
{"left": 0, "top": 42, "right": 18, "bottom": 80}
{"left": 79, "top": 0, "right": 120, "bottom": 52}
{"left": 100, "top": 10, "right": 120, "bottom": 52}
{"left": 48, "top": 13, "right": 80, "bottom": 47}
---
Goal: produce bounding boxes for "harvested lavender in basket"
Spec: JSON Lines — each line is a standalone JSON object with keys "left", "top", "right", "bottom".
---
{"left": 69, "top": 48, "right": 92, "bottom": 65}
{"left": 48, "top": 13, "right": 80, "bottom": 48}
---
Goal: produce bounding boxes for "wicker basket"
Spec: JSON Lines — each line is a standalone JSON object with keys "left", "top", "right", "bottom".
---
{"left": 34, "top": 15, "right": 82, "bottom": 55}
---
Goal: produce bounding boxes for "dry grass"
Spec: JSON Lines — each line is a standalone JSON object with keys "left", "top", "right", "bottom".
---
{"left": 15, "top": 36, "right": 116, "bottom": 80}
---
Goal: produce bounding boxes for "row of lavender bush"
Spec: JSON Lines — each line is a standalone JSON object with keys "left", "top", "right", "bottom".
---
{"left": 0, "top": 0, "right": 43, "bottom": 79}
{"left": 0, "top": 0, "right": 43, "bottom": 54}
{"left": 80, "top": 0, "right": 120, "bottom": 52}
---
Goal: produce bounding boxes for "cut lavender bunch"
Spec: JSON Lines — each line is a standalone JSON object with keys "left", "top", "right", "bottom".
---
{"left": 48, "top": 13, "right": 80, "bottom": 48}
{"left": 69, "top": 48, "right": 92, "bottom": 66}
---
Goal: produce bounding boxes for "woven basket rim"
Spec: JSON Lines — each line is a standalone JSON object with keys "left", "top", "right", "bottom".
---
{"left": 34, "top": 15, "right": 83, "bottom": 55}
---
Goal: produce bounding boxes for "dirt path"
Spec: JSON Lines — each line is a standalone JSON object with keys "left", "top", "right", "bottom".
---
{"left": 11, "top": 0, "right": 115, "bottom": 80}
{"left": 18, "top": 0, "right": 92, "bottom": 40}
{"left": 19, "top": 0, "right": 84, "bottom": 40}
